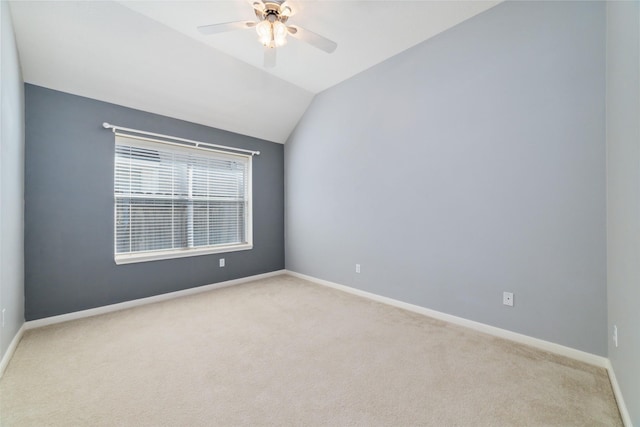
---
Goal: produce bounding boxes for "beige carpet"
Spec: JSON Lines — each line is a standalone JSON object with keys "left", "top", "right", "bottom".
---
{"left": 0, "top": 274, "right": 622, "bottom": 426}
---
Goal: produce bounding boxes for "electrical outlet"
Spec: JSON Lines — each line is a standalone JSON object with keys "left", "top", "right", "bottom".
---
{"left": 355, "top": 264, "right": 361, "bottom": 274}
{"left": 219, "top": 258, "right": 225, "bottom": 268}
{"left": 503, "top": 292, "right": 514, "bottom": 307}
{"left": 613, "top": 325, "right": 618, "bottom": 348}
{"left": 2, "top": 308, "right": 5, "bottom": 328}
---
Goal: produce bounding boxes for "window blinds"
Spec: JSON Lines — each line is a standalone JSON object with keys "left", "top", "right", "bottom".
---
{"left": 114, "top": 135, "right": 251, "bottom": 262}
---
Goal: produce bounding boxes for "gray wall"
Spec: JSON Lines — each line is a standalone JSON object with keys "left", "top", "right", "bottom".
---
{"left": 285, "top": 1, "right": 607, "bottom": 355}
{"left": 0, "top": 2, "right": 25, "bottom": 363}
{"left": 25, "top": 84, "right": 284, "bottom": 320}
{"left": 606, "top": 1, "right": 640, "bottom": 424}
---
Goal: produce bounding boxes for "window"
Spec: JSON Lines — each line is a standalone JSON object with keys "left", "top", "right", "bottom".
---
{"left": 114, "top": 135, "right": 252, "bottom": 264}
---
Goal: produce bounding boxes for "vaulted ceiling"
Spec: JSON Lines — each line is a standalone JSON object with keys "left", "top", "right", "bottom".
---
{"left": 9, "top": 1, "right": 499, "bottom": 143}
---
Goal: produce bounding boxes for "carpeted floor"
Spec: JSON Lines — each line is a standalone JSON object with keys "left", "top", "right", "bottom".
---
{"left": 0, "top": 274, "right": 622, "bottom": 426}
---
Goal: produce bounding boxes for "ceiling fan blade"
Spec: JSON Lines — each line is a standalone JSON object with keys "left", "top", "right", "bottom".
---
{"left": 197, "top": 21, "right": 255, "bottom": 35}
{"left": 264, "top": 47, "right": 276, "bottom": 68}
{"left": 287, "top": 25, "right": 337, "bottom": 53}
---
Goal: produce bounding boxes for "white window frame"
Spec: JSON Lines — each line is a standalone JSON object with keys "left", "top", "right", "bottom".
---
{"left": 113, "top": 135, "right": 253, "bottom": 265}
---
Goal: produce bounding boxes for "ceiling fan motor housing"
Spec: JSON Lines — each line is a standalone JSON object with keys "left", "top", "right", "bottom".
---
{"left": 256, "top": 1, "right": 290, "bottom": 24}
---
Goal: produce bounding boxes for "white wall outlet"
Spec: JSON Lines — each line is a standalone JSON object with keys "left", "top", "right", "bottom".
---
{"left": 503, "top": 292, "right": 514, "bottom": 307}
{"left": 355, "top": 264, "right": 361, "bottom": 274}
{"left": 219, "top": 258, "right": 225, "bottom": 268}
{"left": 2, "top": 308, "right": 5, "bottom": 328}
{"left": 613, "top": 325, "right": 618, "bottom": 347}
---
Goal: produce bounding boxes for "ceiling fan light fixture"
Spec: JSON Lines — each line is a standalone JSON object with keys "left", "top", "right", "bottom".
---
{"left": 256, "top": 19, "right": 287, "bottom": 48}
{"left": 273, "top": 21, "right": 288, "bottom": 47}
{"left": 256, "top": 20, "right": 272, "bottom": 46}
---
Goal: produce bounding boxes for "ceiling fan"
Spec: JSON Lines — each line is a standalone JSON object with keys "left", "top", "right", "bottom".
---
{"left": 197, "top": 0, "right": 337, "bottom": 68}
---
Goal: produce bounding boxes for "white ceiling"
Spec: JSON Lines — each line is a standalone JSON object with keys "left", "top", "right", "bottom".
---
{"left": 9, "top": 1, "right": 499, "bottom": 143}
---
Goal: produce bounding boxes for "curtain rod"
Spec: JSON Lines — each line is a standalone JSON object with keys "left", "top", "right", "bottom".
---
{"left": 102, "top": 123, "right": 260, "bottom": 156}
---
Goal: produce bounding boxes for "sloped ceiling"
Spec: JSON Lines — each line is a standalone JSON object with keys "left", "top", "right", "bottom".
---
{"left": 9, "top": 1, "right": 499, "bottom": 143}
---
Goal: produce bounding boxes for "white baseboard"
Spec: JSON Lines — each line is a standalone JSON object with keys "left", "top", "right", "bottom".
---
{"left": 26, "top": 270, "right": 286, "bottom": 330}
{"left": 286, "top": 270, "right": 608, "bottom": 369}
{"left": 605, "top": 359, "right": 634, "bottom": 427}
{"left": 0, "top": 323, "right": 25, "bottom": 378}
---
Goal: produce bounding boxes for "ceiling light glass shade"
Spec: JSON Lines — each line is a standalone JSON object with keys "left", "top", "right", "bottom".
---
{"left": 273, "top": 21, "right": 287, "bottom": 47}
{"left": 256, "top": 20, "right": 272, "bottom": 46}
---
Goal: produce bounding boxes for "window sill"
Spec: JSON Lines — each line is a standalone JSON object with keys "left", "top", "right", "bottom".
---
{"left": 115, "top": 243, "right": 252, "bottom": 265}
